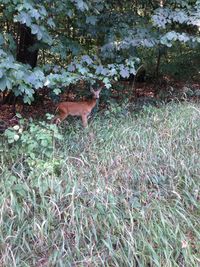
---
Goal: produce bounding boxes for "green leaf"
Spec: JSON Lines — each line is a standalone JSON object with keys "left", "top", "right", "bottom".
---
{"left": 23, "top": 95, "right": 32, "bottom": 104}
{"left": 47, "top": 18, "right": 56, "bottom": 28}
{"left": 41, "top": 139, "right": 48, "bottom": 147}
{"left": 31, "top": 24, "right": 39, "bottom": 35}
{"left": 37, "top": 29, "right": 43, "bottom": 40}
{"left": 6, "top": 79, "right": 12, "bottom": 90}
{"left": 0, "top": 77, "right": 7, "bottom": 91}
{"left": 53, "top": 88, "right": 61, "bottom": 95}
{"left": 17, "top": 11, "right": 32, "bottom": 26}
{"left": 0, "top": 34, "right": 4, "bottom": 45}
{"left": 0, "top": 70, "right": 4, "bottom": 79}
{"left": 30, "top": 8, "right": 41, "bottom": 20}
{"left": 120, "top": 68, "right": 129, "bottom": 78}
{"left": 86, "top": 16, "right": 97, "bottom": 25}
{"left": 166, "top": 31, "right": 177, "bottom": 41}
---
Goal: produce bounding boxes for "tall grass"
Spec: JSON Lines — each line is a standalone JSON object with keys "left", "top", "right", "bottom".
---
{"left": 0, "top": 102, "right": 200, "bottom": 266}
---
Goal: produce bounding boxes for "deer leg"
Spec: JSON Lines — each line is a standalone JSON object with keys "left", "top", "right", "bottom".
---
{"left": 81, "top": 114, "right": 88, "bottom": 127}
{"left": 54, "top": 112, "right": 69, "bottom": 125}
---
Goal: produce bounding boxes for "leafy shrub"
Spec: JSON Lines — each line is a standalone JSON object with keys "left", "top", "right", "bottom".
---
{"left": 4, "top": 115, "right": 62, "bottom": 160}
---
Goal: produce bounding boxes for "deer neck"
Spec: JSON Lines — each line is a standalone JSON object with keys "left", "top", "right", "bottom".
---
{"left": 88, "top": 98, "right": 98, "bottom": 109}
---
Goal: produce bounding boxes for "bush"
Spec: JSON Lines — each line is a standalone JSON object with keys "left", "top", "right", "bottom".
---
{"left": 3, "top": 115, "right": 62, "bottom": 160}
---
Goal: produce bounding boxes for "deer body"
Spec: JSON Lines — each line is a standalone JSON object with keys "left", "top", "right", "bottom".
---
{"left": 54, "top": 88, "right": 101, "bottom": 127}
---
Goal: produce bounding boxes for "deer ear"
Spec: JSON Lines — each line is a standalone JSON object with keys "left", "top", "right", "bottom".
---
{"left": 98, "top": 86, "right": 103, "bottom": 92}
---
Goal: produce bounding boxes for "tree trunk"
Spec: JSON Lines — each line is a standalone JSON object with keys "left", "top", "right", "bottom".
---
{"left": 155, "top": 46, "right": 161, "bottom": 78}
{"left": 3, "top": 24, "right": 39, "bottom": 108}
{"left": 16, "top": 24, "right": 38, "bottom": 68}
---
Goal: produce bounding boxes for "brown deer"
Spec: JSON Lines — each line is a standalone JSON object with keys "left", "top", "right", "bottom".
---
{"left": 53, "top": 86, "right": 102, "bottom": 127}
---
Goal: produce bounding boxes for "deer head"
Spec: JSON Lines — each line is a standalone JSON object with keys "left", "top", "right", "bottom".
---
{"left": 90, "top": 86, "right": 102, "bottom": 99}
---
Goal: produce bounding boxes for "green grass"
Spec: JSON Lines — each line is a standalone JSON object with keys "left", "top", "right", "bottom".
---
{"left": 1, "top": 102, "right": 200, "bottom": 267}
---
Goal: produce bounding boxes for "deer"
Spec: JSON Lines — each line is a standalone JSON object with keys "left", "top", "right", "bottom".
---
{"left": 53, "top": 86, "right": 102, "bottom": 127}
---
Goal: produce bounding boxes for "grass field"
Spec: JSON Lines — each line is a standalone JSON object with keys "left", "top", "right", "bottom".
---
{"left": 1, "top": 101, "right": 200, "bottom": 267}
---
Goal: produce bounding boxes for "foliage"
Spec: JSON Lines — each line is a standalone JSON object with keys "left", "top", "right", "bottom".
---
{"left": 160, "top": 44, "right": 200, "bottom": 80}
{"left": 0, "top": 48, "right": 45, "bottom": 103}
{"left": 0, "top": 0, "right": 200, "bottom": 101}
{"left": 4, "top": 115, "right": 62, "bottom": 159}
{"left": 1, "top": 102, "right": 200, "bottom": 266}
